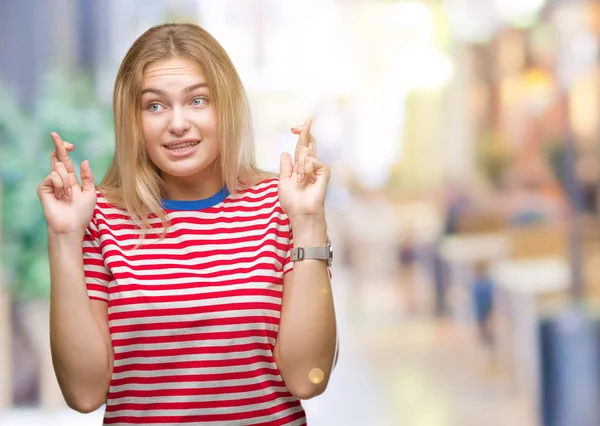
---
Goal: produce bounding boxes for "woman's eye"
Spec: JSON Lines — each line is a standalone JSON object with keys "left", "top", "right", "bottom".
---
{"left": 191, "top": 97, "right": 207, "bottom": 107}
{"left": 148, "top": 102, "right": 162, "bottom": 112}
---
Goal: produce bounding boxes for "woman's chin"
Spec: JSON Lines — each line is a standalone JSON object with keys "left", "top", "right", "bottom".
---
{"left": 158, "top": 160, "right": 216, "bottom": 179}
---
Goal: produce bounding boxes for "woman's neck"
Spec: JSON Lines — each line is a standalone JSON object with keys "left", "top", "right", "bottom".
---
{"left": 162, "top": 168, "right": 224, "bottom": 201}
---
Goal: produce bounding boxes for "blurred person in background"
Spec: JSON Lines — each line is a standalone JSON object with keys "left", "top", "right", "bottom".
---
{"left": 396, "top": 229, "right": 419, "bottom": 314}
{"left": 470, "top": 261, "right": 495, "bottom": 348}
{"left": 429, "top": 182, "right": 472, "bottom": 318}
{"left": 36, "top": 23, "right": 337, "bottom": 425}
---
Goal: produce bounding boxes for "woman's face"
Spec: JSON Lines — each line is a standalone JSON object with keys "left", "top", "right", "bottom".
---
{"left": 140, "top": 57, "right": 220, "bottom": 185}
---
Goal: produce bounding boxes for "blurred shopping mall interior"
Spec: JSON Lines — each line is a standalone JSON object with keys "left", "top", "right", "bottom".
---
{"left": 3, "top": 0, "right": 600, "bottom": 425}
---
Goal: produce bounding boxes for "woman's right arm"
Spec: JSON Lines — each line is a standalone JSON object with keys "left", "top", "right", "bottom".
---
{"left": 38, "top": 132, "right": 112, "bottom": 413}
{"left": 48, "top": 232, "right": 113, "bottom": 413}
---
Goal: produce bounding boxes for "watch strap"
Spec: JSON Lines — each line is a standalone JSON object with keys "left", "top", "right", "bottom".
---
{"left": 290, "top": 240, "right": 333, "bottom": 266}
{"left": 290, "top": 246, "right": 330, "bottom": 262}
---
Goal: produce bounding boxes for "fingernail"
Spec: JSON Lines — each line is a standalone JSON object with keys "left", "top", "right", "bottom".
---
{"left": 66, "top": 142, "right": 74, "bottom": 148}
{"left": 68, "top": 188, "right": 73, "bottom": 197}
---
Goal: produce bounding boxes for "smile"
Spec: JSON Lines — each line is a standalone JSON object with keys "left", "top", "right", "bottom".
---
{"left": 164, "top": 141, "right": 200, "bottom": 152}
{"left": 162, "top": 139, "right": 201, "bottom": 158}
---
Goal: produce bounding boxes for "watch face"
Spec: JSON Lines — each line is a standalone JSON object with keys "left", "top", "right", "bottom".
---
{"left": 328, "top": 243, "right": 334, "bottom": 266}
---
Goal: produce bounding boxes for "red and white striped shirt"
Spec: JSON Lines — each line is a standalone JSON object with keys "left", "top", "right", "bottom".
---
{"left": 83, "top": 177, "right": 307, "bottom": 425}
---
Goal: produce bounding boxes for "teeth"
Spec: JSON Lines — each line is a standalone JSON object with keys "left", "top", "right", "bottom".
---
{"left": 165, "top": 142, "right": 199, "bottom": 151}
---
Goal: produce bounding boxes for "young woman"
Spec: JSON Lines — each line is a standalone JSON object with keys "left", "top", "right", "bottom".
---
{"left": 37, "top": 23, "right": 337, "bottom": 425}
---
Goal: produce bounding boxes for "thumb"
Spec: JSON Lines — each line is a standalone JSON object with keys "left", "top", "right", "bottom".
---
{"left": 280, "top": 152, "right": 293, "bottom": 180}
{"left": 80, "top": 160, "right": 96, "bottom": 192}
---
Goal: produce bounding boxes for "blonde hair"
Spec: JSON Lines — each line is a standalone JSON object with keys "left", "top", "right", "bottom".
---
{"left": 99, "top": 23, "right": 274, "bottom": 237}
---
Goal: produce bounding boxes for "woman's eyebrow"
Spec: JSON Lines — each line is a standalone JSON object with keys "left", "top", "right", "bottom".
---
{"left": 141, "top": 82, "right": 208, "bottom": 96}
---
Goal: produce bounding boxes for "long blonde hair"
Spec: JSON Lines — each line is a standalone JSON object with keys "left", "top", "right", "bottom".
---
{"left": 99, "top": 23, "right": 273, "bottom": 237}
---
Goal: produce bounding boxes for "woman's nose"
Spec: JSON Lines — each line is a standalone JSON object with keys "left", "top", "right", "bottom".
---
{"left": 168, "top": 108, "right": 191, "bottom": 135}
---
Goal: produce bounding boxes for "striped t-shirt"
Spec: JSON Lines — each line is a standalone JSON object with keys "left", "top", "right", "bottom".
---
{"left": 83, "top": 177, "right": 307, "bottom": 425}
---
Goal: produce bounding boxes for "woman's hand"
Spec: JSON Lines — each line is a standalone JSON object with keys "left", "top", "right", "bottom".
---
{"left": 278, "top": 119, "right": 330, "bottom": 224}
{"left": 37, "top": 132, "right": 97, "bottom": 236}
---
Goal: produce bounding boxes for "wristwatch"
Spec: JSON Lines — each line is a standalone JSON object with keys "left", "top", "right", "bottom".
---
{"left": 290, "top": 239, "right": 333, "bottom": 267}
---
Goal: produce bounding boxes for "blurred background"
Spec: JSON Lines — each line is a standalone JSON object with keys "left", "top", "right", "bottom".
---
{"left": 3, "top": 0, "right": 600, "bottom": 425}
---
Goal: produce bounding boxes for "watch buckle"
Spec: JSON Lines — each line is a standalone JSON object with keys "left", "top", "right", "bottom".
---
{"left": 291, "top": 247, "right": 304, "bottom": 261}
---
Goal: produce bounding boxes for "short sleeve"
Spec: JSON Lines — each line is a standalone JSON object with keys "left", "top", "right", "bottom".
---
{"left": 283, "top": 229, "right": 295, "bottom": 275}
{"left": 83, "top": 213, "right": 112, "bottom": 302}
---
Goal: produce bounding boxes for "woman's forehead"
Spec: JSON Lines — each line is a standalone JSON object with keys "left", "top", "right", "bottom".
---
{"left": 143, "top": 58, "right": 206, "bottom": 87}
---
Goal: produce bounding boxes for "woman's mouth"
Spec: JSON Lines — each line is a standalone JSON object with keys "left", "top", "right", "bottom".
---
{"left": 164, "top": 141, "right": 200, "bottom": 151}
{"left": 163, "top": 140, "right": 201, "bottom": 157}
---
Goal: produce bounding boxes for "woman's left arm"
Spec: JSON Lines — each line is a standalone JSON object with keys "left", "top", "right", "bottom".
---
{"left": 274, "top": 119, "right": 338, "bottom": 400}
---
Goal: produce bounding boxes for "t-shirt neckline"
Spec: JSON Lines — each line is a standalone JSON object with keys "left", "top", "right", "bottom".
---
{"left": 162, "top": 186, "right": 229, "bottom": 211}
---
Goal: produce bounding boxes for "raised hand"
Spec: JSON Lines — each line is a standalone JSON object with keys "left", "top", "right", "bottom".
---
{"left": 278, "top": 119, "right": 330, "bottom": 222}
{"left": 37, "top": 132, "right": 97, "bottom": 236}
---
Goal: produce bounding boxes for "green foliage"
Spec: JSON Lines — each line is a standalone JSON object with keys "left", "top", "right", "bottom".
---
{"left": 0, "top": 70, "right": 115, "bottom": 300}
